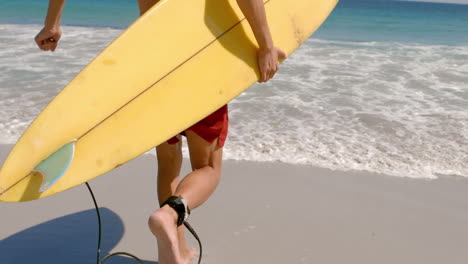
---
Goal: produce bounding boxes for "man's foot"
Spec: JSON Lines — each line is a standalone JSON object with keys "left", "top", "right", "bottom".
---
{"left": 180, "top": 246, "right": 197, "bottom": 264}
{"left": 177, "top": 225, "right": 197, "bottom": 263}
{"left": 148, "top": 205, "right": 184, "bottom": 264}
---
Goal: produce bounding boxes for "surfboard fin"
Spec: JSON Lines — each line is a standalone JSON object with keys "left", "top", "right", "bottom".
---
{"left": 34, "top": 141, "right": 76, "bottom": 193}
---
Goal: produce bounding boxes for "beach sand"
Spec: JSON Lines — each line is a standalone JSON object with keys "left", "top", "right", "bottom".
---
{"left": 1, "top": 143, "right": 468, "bottom": 264}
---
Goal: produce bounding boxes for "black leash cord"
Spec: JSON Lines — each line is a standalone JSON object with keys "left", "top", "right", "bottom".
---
{"left": 85, "top": 182, "right": 144, "bottom": 264}
{"left": 85, "top": 182, "right": 203, "bottom": 264}
{"left": 184, "top": 221, "right": 203, "bottom": 264}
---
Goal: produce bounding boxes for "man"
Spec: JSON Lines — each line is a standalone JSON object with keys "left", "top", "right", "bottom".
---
{"left": 35, "top": 0, "right": 286, "bottom": 263}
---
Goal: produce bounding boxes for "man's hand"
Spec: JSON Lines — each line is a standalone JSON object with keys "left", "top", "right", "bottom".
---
{"left": 257, "top": 46, "right": 287, "bottom": 83}
{"left": 236, "top": 0, "right": 287, "bottom": 83}
{"left": 35, "top": 27, "right": 62, "bottom": 51}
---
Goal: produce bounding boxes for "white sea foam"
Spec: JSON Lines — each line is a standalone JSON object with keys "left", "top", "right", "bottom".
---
{"left": 1, "top": 25, "right": 467, "bottom": 179}
{"left": 221, "top": 39, "right": 468, "bottom": 179}
{"left": 0, "top": 24, "right": 122, "bottom": 143}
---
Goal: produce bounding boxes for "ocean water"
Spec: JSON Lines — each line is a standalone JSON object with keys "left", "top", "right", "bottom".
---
{"left": 0, "top": 0, "right": 467, "bottom": 179}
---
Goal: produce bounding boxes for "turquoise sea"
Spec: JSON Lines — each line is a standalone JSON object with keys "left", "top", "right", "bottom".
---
{"left": 1, "top": 0, "right": 468, "bottom": 45}
{"left": 0, "top": 0, "right": 467, "bottom": 179}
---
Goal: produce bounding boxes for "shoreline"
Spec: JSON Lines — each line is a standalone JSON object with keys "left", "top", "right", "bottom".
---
{"left": 1, "top": 144, "right": 468, "bottom": 263}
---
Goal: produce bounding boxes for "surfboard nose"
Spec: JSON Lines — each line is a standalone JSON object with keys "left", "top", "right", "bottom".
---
{"left": 34, "top": 141, "right": 76, "bottom": 193}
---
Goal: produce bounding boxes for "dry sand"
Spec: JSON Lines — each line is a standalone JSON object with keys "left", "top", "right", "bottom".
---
{"left": 1, "top": 144, "right": 468, "bottom": 264}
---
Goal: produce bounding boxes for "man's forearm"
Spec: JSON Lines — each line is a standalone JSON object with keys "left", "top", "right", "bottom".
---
{"left": 44, "top": 0, "right": 66, "bottom": 29}
{"left": 236, "top": 0, "right": 274, "bottom": 50}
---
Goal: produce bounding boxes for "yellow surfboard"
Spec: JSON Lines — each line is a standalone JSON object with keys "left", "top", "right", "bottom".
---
{"left": 0, "top": 0, "right": 338, "bottom": 202}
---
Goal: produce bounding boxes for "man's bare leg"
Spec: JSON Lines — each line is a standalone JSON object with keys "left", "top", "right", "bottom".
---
{"left": 152, "top": 138, "right": 196, "bottom": 263}
{"left": 149, "top": 131, "right": 223, "bottom": 264}
{"left": 135, "top": 0, "right": 195, "bottom": 262}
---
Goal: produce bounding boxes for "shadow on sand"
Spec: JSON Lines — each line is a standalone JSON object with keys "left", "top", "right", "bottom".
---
{"left": 0, "top": 207, "right": 157, "bottom": 264}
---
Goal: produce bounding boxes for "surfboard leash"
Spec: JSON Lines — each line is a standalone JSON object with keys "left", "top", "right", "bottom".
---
{"left": 184, "top": 221, "right": 203, "bottom": 264}
{"left": 85, "top": 182, "right": 203, "bottom": 264}
{"left": 85, "top": 182, "right": 144, "bottom": 264}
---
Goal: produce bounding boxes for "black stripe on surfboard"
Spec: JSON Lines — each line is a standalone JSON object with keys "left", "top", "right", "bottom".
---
{"left": 79, "top": 0, "right": 271, "bottom": 140}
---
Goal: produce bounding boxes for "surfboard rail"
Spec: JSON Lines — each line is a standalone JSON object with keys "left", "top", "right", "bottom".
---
{"left": 0, "top": 0, "right": 339, "bottom": 202}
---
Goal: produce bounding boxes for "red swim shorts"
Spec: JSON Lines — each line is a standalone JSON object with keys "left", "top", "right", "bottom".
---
{"left": 167, "top": 105, "right": 229, "bottom": 147}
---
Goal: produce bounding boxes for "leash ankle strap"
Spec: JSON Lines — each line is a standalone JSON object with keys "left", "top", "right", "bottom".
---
{"left": 161, "top": 195, "right": 190, "bottom": 226}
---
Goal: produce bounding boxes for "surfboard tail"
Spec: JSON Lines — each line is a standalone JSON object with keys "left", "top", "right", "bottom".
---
{"left": 0, "top": 141, "right": 76, "bottom": 202}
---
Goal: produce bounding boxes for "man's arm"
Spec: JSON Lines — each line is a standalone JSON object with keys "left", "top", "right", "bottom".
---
{"left": 236, "top": 0, "right": 286, "bottom": 82}
{"left": 35, "top": 0, "right": 66, "bottom": 51}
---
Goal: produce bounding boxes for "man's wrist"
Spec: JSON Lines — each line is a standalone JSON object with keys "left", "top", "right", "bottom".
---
{"left": 44, "top": 21, "right": 61, "bottom": 32}
{"left": 257, "top": 33, "right": 274, "bottom": 51}
{"left": 44, "top": 16, "right": 61, "bottom": 29}
{"left": 44, "top": 0, "right": 66, "bottom": 31}
{"left": 258, "top": 45, "right": 275, "bottom": 54}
